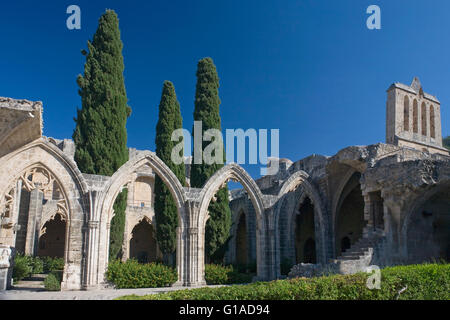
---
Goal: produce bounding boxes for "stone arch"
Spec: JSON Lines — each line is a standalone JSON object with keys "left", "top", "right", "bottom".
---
{"left": 331, "top": 168, "right": 358, "bottom": 231}
{"left": 198, "top": 163, "right": 265, "bottom": 229}
{"left": 274, "top": 170, "right": 327, "bottom": 270}
{"left": 0, "top": 139, "right": 87, "bottom": 290}
{"left": 99, "top": 151, "right": 186, "bottom": 225}
{"left": 333, "top": 170, "right": 366, "bottom": 256}
{"left": 95, "top": 151, "right": 187, "bottom": 285}
{"left": 401, "top": 181, "right": 450, "bottom": 262}
{"left": 197, "top": 163, "right": 266, "bottom": 279}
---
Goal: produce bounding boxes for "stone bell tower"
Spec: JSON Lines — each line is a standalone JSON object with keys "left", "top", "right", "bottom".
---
{"left": 386, "top": 77, "right": 449, "bottom": 155}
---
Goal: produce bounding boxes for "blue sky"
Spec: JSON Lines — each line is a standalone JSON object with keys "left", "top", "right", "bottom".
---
{"left": 0, "top": 0, "right": 449, "bottom": 180}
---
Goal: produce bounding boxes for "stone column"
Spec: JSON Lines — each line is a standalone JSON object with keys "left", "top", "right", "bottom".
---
{"left": 363, "top": 192, "right": 385, "bottom": 237}
{"left": 24, "top": 188, "right": 43, "bottom": 256}
{"left": 0, "top": 245, "right": 13, "bottom": 291}
{"left": 382, "top": 194, "right": 406, "bottom": 263}
{"left": 173, "top": 201, "right": 206, "bottom": 287}
{"left": 82, "top": 191, "right": 101, "bottom": 290}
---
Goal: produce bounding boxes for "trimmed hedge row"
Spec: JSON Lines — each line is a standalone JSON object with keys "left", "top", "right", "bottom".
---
{"left": 117, "top": 263, "right": 450, "bottom": 300}
{"left": 205, "top": 264, "right": 253, "bottom": 285}
{"left": 106, "top": 259, "right": 178, "bottom": 289}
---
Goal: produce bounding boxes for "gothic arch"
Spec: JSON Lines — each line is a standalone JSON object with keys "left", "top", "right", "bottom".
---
{"left": 0, "top": 138, "right": 87, "bottom": 290}
{"left": 401, "top": 180, "right": 450, "bottom": 260}
{"left": 197, "top": 163, "right": 266, "bottom": 279}
{"left": 95, "top": 151, "right": 187, "bottom": 285}
{"left": 274, "top": 170, "right": 327, "bottom": 267}
{"left": 198, "top": 163, "right": 265, "bottom": 229}
{"left": 98, "top": 151, "right": 186, "bottom": 226}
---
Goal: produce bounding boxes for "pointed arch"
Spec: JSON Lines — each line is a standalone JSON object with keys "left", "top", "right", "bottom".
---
{"left": 274, "top": 170, "right": 327, "bottom": 267}
{"left": 198, "top": 163, "right": 265, "bottom": 228}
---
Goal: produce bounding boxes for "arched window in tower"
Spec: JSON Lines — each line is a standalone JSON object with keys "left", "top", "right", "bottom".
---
{"left": 421, "top": 102, "right": 427, "bottom": 136}
{"left": 403, "top": 96, "right": 409, "bottom": 131}
{"left": 413, "top": 99, "right": 418, "bottom": 133}
{"left": 430, "top": 105, "right": 435, "bottom": 138}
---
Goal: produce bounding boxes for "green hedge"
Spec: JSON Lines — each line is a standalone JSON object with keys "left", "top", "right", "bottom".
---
{"left": 12, "top": 255, "right": 65, "bottom": 283}
{"left": 44, "top": 271, "right": 62, "bottom": 291}
{"left": 205, "top": 264, "right": 253, "bottom": 285}
{"left": 118, "top": 263, "right": 450, "bottom": 300}
{"left": 106, "top": 259, "right": 178, "bottom": 289}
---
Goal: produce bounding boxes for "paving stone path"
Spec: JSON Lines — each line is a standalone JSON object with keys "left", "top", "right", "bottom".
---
{"left": 0, "top": 285, "right": 221, "bottom": 300}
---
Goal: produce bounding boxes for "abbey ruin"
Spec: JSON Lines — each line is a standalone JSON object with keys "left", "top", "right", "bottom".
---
{"left": 0, "top": 77, "right": 449, "bottom": 291}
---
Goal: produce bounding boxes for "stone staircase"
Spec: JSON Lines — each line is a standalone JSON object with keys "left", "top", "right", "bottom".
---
{"left": 331, "top": 229, "right": 386, "bottom": 275}
{"left": 13, "top": 274, "right": 47, "bottom": 291}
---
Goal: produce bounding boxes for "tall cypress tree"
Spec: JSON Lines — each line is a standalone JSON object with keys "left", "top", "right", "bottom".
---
{"left": 154, "top": 81, "right": 186, "bottom": 266}
{"left": 190, "top": 57, "right": 231, "bottom": 263}
{"left": 72, "top": 10, "right": 131, "bottom": 261}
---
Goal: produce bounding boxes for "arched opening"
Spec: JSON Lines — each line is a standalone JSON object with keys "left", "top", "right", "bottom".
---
{"left": 430, "top": 105, "right": 435, "bottom": 139}
{"left": 404, "top": 96, "right": 410, "bottom": 131}
{"left": 129, "top": 219, "right": 159, "bottom": 263}
{"left": 421, "top": 102, "right": 427, "bottom": 136}
{"left": 38, "top": 214, "right": 66, "bottom": 258}
{"left": 235, "top": 211, "right": 248, "bottom": 266}
{"left": 199, "top": 165, "right": 263, "bottom": 281}
{"left": 335, "top": 172, "right": 366, "bottom": 256}
{"left": 294, "top": 197, "right": 316, "bottom": 264}
{"left": 413, "top": 99, "right": 418, "bottom": 133}
{"left": 407, "top": 186, "right": 450, "bottom": 263}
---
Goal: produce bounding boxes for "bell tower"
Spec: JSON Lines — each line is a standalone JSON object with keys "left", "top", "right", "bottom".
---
{"left": 386, "top": 77, "right": 448, "bottom": 155}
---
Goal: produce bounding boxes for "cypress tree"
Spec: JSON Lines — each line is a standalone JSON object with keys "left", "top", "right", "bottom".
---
{"left": 190, "top": 57, "right": 231, "bottom": 263}
{"left": 72, "top": 10, "right": 131, "bottom": 261}
{"left": 154, "top": 81, "right": 186, "bottom": 266}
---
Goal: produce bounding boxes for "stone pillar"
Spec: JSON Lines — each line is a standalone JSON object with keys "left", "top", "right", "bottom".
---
{"left": 173, "top": 202, "right": 206, "bottom": 287}
{"left": 0, "top": 245, "right": 13, "bottom": 291}
{"left": 82, "top": 220, "right": 100, "bottom": 290}
{"left": 363, "top": 192, "right": 385, "bottom": 237}
{"left": 24, "top": 188, "right": 43, "bottom": 256}
{"left": 82, "top": 191, "right": 101, "bottom": 290}
{"left": 382, "top": 194, "right": 406, "bottom": 263}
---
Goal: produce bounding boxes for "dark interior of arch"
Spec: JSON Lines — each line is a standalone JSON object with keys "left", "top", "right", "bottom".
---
{"left": 129, "top": 219, "right": 158, "bottom": 263}
{"left": 335, "top": 172, "right": 366, "bottom": 256}
{"left": 38, "top": 213, "right": 66, "bottom": 258}
{"left": 407, "top": 186, "right": 450, "bottom": 263}
{"left": 235, "top": 211, "right": 248, "bottom": 266}
{"left": 295, "top": 197, "right": 316, "bottom": 264}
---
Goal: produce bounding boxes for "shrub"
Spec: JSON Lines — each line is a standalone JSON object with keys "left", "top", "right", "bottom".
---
{"left": 205, "top": 264, "right": 253, "bottom": 285}
{"left": 44, "top": 272, "right": 61, "bottom": 291}
{"left": 12, "top": 254, "right": 33, "bottom": 282}
{"left": 117, "top": 263, "right": 450, "bottom": 300}
{"left": 106, "top": 259, "right": 178, "bottom": 289}
{"left": 42, "top": 257, "right": 65, "bottom": 273}
{"left": 30, "top": 257, "right": 44, "bottom": 274}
